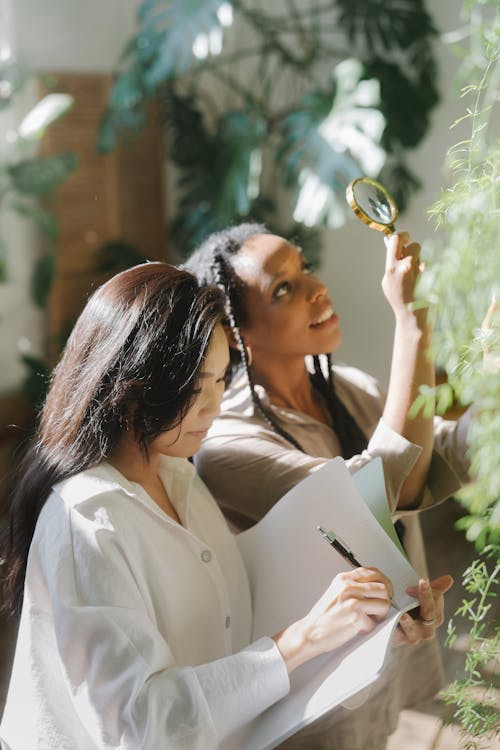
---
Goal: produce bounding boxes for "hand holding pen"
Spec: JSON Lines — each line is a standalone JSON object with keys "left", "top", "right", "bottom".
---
{"left": 317, "top": 526, "right": 398, "bottom": 610}
{"left": 317, "top": 525, "right": 453, "bottom": 645}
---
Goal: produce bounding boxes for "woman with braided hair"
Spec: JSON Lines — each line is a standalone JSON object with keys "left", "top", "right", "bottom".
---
{"left": 185, "top": 223, "right": 470, "bottom": 749}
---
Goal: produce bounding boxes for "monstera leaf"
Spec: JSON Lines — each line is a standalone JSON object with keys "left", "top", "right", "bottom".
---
{"left": 137, "top": 0, "right": 229, "bottom": 89}
{"left": 102, "top": 0, "right": 440, "bottom": 247}
{"left": 98, "top": 0, "right": 230, "bottom": 152}
{"left": 167, "top": 93, "right": 265, "bottom": 251}
{"left": 278, "top": 60, "right": 385, "bottom": 227}
{"left": 335, "top": 0, "right": 436, "bottom": 53}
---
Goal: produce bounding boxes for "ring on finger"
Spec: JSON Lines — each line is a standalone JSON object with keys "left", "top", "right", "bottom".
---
{"left": 421, "top": 616, "right": 436, "bottom": 626}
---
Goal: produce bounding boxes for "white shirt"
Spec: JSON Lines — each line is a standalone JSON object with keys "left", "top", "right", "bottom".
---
{"left": 1, "top": 457, "right": 290, "bottom": 749}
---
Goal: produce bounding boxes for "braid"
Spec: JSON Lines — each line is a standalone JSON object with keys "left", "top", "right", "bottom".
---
{"left": 185, "top": 224, "right": 367, "bottom": 459}
{"left": 312, "top": 354, "right": 368, "bottom": 459}
{"left": 212, "top": 254, "right": 304, "bottom": 451}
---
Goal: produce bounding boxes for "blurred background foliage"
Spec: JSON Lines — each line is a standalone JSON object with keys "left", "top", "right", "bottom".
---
{"left": 0, "top": 62, "right": 77, "bottom": 294}
{"left": 97, "top": 0, "right": 440, "bottom": 260}
{"left": 0, "top": 61, "right": 77, "bottom": 406}
{"left": 416, "top": 1, "right": 499, "bottom": 740}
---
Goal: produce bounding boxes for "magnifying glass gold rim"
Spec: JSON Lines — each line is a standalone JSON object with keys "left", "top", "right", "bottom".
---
{"left": 346, "top": 176, "right": 398, "bottom": 236}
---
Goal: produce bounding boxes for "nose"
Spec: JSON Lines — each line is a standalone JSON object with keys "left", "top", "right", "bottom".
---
{"left": 306, "top": 275, "right": 328, "bottom": 302}
{"left": 200, "top": 382, "right": 223, "bottom": 419}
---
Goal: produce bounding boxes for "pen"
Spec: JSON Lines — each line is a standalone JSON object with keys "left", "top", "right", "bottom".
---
{"left": 317, "top": 525, "right": 399, "bottom": 610}
{"left": 317, "top": 526, "right": 363, "bottom": 568}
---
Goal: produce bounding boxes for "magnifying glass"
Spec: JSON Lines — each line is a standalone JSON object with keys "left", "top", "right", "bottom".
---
{"left": 346, "top": 177, "right": 398, "bottom": 235}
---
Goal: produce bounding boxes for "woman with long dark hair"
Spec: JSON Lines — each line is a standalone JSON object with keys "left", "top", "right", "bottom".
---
{"left": 185, "top": 225, "right": 467, "bottom": 749}
{"left": 1, "top": 262, "right": 442, "bottom": 750}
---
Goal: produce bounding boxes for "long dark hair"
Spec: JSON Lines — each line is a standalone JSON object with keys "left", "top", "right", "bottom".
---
{"left": 185, "top": 223, "right": 367, "bottom": 458}
{"left": 1, "top": 262, "right": 224, "bottom": 615}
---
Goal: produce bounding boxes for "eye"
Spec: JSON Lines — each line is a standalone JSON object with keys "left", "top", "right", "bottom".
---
{"left": 273, "top": 280, "right": 292, "bottom": 299}
{"left": 302, "top": 259, "right": 313, "bottom": 274}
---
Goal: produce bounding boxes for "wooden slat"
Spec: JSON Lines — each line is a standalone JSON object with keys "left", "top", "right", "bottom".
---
{"left": 38, "top": 73, "right": 168, "bottom": 363}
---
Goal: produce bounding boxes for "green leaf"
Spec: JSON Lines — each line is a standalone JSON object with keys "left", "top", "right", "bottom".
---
{"left": 278, "top": 63, "right": 386, "bottom": 227}
{"left": 96, "top": 111, "right": 118, "bottom": 154}
{"left": 0, "top": 237, "right": 6, "bottom": 282}
{"left": 170, "top": 99, "right": 266, "bottom": 251}
{"left": 9, "top": 200, "right": 59, "bottom": 241}
{"left": 96, "top": 242, "right": 147, "bottom": 273}
{"left": 162, "top": 87, "right": 213, "bottom": 168}
{"left": 8, "top": 152, "right": 78, "bottom": 195}
{"left": 31, "top": 254, "right": 55, "bottom": 308}
{"left": 138, "top": 0, "right": 227, "bottom": 88}
{"left": 364, "top": 56, "right": 439, "bottom": 150}
{"left": 20, "top": 355, "right": 51, "bottom": 408}
{"left": 17, "top": 93, "right": 74, "bottom": 141}
{"left": 0, "top": 58, "right": 26, "bottom": 111}
{"left": 336, "top": 0, "right": 437, "bottom": 54}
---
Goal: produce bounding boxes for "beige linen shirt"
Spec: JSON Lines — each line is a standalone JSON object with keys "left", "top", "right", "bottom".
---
{"left": 194, "top": 364, "right": 471, "bottom": 750}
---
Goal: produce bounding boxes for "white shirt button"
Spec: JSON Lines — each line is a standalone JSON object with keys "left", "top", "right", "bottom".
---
{"left": 201, "top": 549, "right": 212, "bottom": 563}
{"left": 225, "top": 615, "right": 231, "bottom": 629}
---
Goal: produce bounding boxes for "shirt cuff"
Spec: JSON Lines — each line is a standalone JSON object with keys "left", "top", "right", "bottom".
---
{"left": 195, "top": 637, "right": 290, "bottom": 742}
{"left": 366, "top": 418, "right": 422, "bottom": 510}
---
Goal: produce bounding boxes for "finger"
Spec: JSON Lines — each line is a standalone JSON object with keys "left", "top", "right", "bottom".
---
{"left": 406, "top": 578, "right": 436, "bottom": 623}
{"left": 430, "top": 574, "right": 454, "bottom": 594}
{"left": 348, "top": 567, "right": 394, "bottom": 599}
{"left": 481, "top": 295, "right": 499, "bottom": 330}
{"left": 395, "top": 612, "right": 421, "bottom": 645}
{"left": 401, "top": 241, "right": 421, "bottom": 262}
{"left": 384, "top": 231, "right": 410, "bottom": 266}
{"left": 345, "top": 595, "right": 391, "bottom": 621}
{"left": 338, "top": 580, "right": 392, "bottom": 603}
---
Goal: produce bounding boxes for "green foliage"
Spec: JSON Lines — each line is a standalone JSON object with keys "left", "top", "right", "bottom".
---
{"left": 20, "top": 355, "right": 52, "bottom": 409}
{"left": 31, "top": 255, "right": 56, "bottom": 309}
{"left": 7, "top": 152, "right": 77, "bottom": 196}
{"left": 0, "top": 62, "right": 76, "bottom": 306}
{"left": 424, "top": 4, "right": 500, "bottom": 551}
{"left": 420, "top": 3, "right": 500, "bottom": 742}
{"left": 0, "top": 59, "right": 76, "bottom": 396}
{"left": 96, "top": 241, "right": 147, "bottom": 274}
{"left": 101, "top": 0, "right": 439, "bottom": 255}
{"left": 443, "top": 557, "right": 499, "bottom": 746}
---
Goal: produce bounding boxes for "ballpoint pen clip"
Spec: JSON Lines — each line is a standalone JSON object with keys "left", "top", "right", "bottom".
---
{"left": 317, "top": 526, "right": 353, "bottom": 554}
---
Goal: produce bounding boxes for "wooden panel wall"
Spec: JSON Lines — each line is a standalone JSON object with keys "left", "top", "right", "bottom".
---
{"left": 0, "top": 74, "right": 167, "bottom": 510}
{"left": 39, "top": 73, "right": 167, "bottom": 362}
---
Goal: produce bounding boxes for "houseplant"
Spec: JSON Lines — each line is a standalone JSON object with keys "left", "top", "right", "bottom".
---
{"left": 98, "top": 0, "right": 440, "bottom": 258}
{"left": 416, "top": 2, "right": 499, "bottom": 743}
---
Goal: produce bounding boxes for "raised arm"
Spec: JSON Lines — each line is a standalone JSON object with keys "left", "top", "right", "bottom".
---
{"left": 381, "top": 232, "right": 435, "bottom": 508}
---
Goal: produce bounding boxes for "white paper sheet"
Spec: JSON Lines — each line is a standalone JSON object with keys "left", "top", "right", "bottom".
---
{"left": 222, "top": 458, "right": 420, "bottom": 750}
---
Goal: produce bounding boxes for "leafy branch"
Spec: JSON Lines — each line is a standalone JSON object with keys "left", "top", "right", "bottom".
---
{"left": 418, "top": 3, "right": 500, "bottom": 743}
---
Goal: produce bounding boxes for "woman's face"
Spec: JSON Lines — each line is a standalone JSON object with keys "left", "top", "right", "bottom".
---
{"left": 232, "top": 234, "right": 342, "bottom": 362}
{"left": 152, "top": 323, "right": 230, "bottom": 458}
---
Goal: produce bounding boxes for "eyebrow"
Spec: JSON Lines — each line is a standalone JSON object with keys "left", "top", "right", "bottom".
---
{"left": 266, "top": 246, "right": 305, "bottom": 284}
{"left": 197, "top": 360, "right": 231, "bottom": 379}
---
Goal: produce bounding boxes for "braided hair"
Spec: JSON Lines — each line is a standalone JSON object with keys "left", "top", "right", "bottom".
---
{"left": 184, "top": 223, "right": 367, "bottom": 459}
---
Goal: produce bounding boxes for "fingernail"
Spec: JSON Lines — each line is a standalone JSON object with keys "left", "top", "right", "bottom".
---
{"left": 421, "top": 579, "right": 430, "bottom": 590}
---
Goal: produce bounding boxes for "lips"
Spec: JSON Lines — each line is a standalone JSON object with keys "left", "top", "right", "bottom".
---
{"left": 188, "top": 427, "right": 211, "bottom": 438}
{"left": 310, "top": 305, "right": 337, "bottom": 328}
